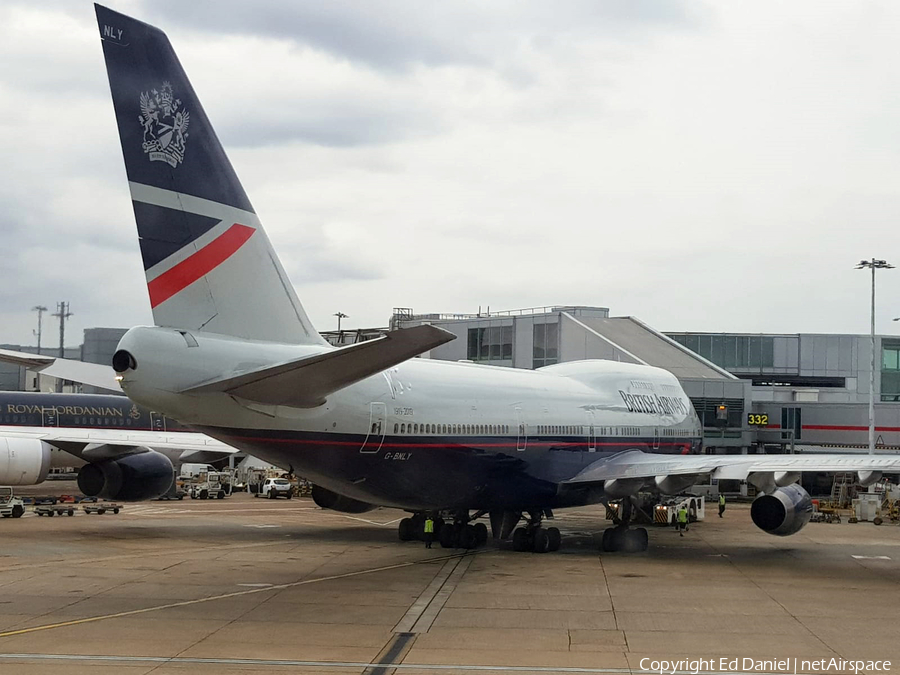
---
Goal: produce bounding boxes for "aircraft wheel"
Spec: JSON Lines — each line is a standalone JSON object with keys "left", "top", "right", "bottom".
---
{"left": 546, "top": 526, "right": 561, "bottom": 552}
{"left": 12, "top": 505, "right": 24, "bottom": 519}
{"left": 458, "top": 524, "right": 476, "bottom": 549}
{"left": 439, "top": 523, "right": 456, "bottom": 548}
{"left": 398, "top": 517, "right": 415, "bottom": 541}
{"left": 473, "top": 522, "right": 488, "bottom": 547}
{"left": 512, "top": 527, "right": 530, "bottom": 552}
{"left": 601, "top": 527, "right": 626, "bottom": 552}
{"left": 622, "top": 528, "right": 648, "bottom": 553}
{"left": 533, "top": 528, "right": 551, "bottom": 554}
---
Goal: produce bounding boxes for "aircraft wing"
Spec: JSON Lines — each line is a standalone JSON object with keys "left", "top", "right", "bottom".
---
{"left": 0, "top": 348, "right": 121, "bottom": 393}
{"left": 0, "top": 425, "right": 237, "bottom": 462}
{"left": 565, "top": 450, "right": 900, "bottom": 485}
{"left": 181, "top": 324, "right": 456, "bottom": 407}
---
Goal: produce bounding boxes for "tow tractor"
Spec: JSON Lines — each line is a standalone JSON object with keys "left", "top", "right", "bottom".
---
{"left": 0, "top": 487, "right": 25, "bottom": 518}
{"left": 189, "top": 470, "right": 228, "bottom": 500}
{"left": 653, "top": 495, "right": 706, "bottom": 526}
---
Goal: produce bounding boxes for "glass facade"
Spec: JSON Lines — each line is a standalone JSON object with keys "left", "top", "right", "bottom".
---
{"left": 533, "top": 322, "right": 559, "bottom": 369}
{"left": 881, "top": 341, "right": 900, "bottom": 402}
{"left": 466, "top": 326, "right": 513, "bottom": 362}
{"left": 669, "top": 334, "right": 775, "bottom": 369}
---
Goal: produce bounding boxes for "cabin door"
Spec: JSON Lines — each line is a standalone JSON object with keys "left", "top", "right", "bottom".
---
{"left": 585, "top": 411, "right": 596, "bottom": 452}
{"left": 150, "top": 412, "right": 166, "bottom": 431}
{"left": 41, "top": 407, "right": 58, "bottom": 427}
{"left": 515, "top": 407, "right": 527, "bottom": 451}
{"left": 361, "top": 402, "right": 386, "bottom": 453}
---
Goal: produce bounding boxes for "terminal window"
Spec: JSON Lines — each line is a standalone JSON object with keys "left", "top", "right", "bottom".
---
{"left": 669, "top": 334, "right": 775, "bottom": 369}
{"left": 881, "top": 343, "right": 900, "bottom": 402}
{"left": 533, "top": 322, "right": 559, "bottom": 369}
{"left": 467, "top": 326, "right": 513, "bottom": 362}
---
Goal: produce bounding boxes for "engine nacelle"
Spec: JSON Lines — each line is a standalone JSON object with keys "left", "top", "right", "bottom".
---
{"left": 655, "top": 474, "right": 698, "bottom": 495}
{"left": 858, "top": 470, "right": 882, "bottom": 487}
{"left": 77, "top": 451, "right": 174, "bottom": 501}
{"left": 312, "top": 485, "right": 376, "bottom": 513}
{"left": 750, "top": 484, "right": 813, "bottom": 536}
{"left": 0, "top": 437, "right": 52, "bottom": 485}
{"left": 603, "top": 478, "right": 645, "bottom": 499}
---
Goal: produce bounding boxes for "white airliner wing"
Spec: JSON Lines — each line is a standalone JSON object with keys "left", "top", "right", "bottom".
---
{"left": 0, "top": 425, "right": 236, "bottom": 462}
{"left": 0, "top": 348, "right": 121, "bottom": 393}
{"left": 566, "top": 450, "right": 900, "bottom": 484}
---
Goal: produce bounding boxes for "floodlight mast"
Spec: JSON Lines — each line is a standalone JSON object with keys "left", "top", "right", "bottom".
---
{"left": 856, "top": 258, "right": 894, "bottom": 455}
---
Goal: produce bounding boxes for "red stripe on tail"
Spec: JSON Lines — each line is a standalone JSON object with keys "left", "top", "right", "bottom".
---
{"left": 148, "top": 223, "right": 255, "bottom": 308}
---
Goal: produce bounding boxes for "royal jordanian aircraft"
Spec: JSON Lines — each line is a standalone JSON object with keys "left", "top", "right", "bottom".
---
{"left": 11, "top": 5, "right": 900, "bottom": 553}
{"left": 0, "top": 389, "right": 233, "bottom": 498}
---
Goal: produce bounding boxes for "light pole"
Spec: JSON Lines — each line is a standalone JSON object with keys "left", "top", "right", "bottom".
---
{"left": 31, "top": 305, "right": 48, "bottom": 355}
{"left": 856, "top": 258, "right": 894, "bottom": 455}
{"left": 333, "top": 312, "right": 348, "bottom": 332}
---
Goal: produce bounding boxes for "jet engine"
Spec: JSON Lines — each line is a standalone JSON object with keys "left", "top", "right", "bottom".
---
{"left": 750, "top": 483, "right": 813, "bottom": 536}
{"left": 77, "top": 451, "right": 174, "bottom": 501}
{"left": 0, "top": 437, "right": 52, "bottom": 485}
{"left": 312, "top": 485, "right": 376, "bottom": 513}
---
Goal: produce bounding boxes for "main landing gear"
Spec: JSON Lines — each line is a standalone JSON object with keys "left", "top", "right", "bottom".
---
{"left": 600, "top": 498, "right": 648, "bottom": 553}
{"left": 397, "top": 512, "right": 488, "bottom": 549}
{"left": 510, "top": 511, "right": 561, "bottom": 554}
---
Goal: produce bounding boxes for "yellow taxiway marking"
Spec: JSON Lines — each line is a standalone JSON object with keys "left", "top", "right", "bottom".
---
{"left": 0, "top": 551, "right": 482, "bottom": 639}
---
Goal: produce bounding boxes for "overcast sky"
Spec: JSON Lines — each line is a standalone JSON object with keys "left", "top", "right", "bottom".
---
{"left": 2, "top": 1, "right": 900, "bottom": 349}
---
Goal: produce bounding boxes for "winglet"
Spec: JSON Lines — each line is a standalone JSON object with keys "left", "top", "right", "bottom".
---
{"left": 180, "top": 325, "right": 456, "bottom": 407}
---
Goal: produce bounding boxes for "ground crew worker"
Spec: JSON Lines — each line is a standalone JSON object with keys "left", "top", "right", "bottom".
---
{"left": 424, "top": 515, "right": 434, "bottom": 549}
{"left": 718, "top": 493, "right": 726, "bottom": 518}
{"left": 677, "top": 506, "right": 688, "bottom": 536}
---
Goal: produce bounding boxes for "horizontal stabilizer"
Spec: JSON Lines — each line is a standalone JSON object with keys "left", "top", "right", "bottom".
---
{"left": 0, "top": 348, "right": 122, "bottom": 393}
{"left": 181, "top": 325, "right": 456, "bottom": 407}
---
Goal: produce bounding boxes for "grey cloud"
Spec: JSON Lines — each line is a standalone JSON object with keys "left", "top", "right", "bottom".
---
{"left": 216, "top": 99, "right": 442, "bottom": 149}
{"left": 136, "top": 0, "right": 705, "bottom": 72}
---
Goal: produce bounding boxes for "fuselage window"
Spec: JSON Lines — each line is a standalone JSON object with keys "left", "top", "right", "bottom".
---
{"left": 401, "top": 423, "right": 406, "bottom": 433}
{"left": 394, "top": 423, "right": 399, "bottom": 433}
{"left": 413, "top": 423, "right": 419, "bottom": 433}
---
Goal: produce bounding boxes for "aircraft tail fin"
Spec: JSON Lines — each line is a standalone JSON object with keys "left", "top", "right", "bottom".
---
{"left": 95, "top": 5, "right": 324, "bottom": 345}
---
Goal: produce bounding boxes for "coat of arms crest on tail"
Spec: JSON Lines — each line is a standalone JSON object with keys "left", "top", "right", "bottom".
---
{"left": 138, "top": 81, "right": 189, "bottom": 167}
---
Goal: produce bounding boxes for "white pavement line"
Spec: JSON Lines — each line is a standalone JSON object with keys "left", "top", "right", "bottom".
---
{"left": 0, "top": 552, "right": 476, "bottom": 639}
{"left": 393, "top": 558, "right": 460, "bottom": 634}
{"left": 0, "top": 653, "right": 632, "bottom": 672}
{"left": 410, "top": 554, "right": 472, "bottom": 633}
{"left": 339, "top": 514, "right": 404, "bottom": 526}
{"left": 851, "top": 554, "right": 891, "bottom": 559}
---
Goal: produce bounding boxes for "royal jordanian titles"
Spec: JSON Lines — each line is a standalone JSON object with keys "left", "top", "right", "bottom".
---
{"left": 0, "top": 390, "right": 233, "bottom": 496}
{"left": 8, "top": 5, "right": 900, "bottom": 554}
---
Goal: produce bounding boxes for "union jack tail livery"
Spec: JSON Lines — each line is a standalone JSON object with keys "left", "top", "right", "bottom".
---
{"left": 96, "top": 4, "right": 324, "bottom": 345}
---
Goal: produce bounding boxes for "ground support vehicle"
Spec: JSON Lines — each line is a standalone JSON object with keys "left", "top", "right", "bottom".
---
{"left": 188, "top": 471, "right": 227, "bottom": 500}
{"left": 255, "top": 477, "right": 294, "bottom": 499}
{"left": 653, "top": 495, "right": 705, "bottom": 526}
{"left": 0, "top": 487, "right": 25, "bottom": 518}
{"left": 82, "top": 503, "right": 121, "bottom": 515}
{"left": 35, "top": 504, "right": 76, "bottom": 517}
